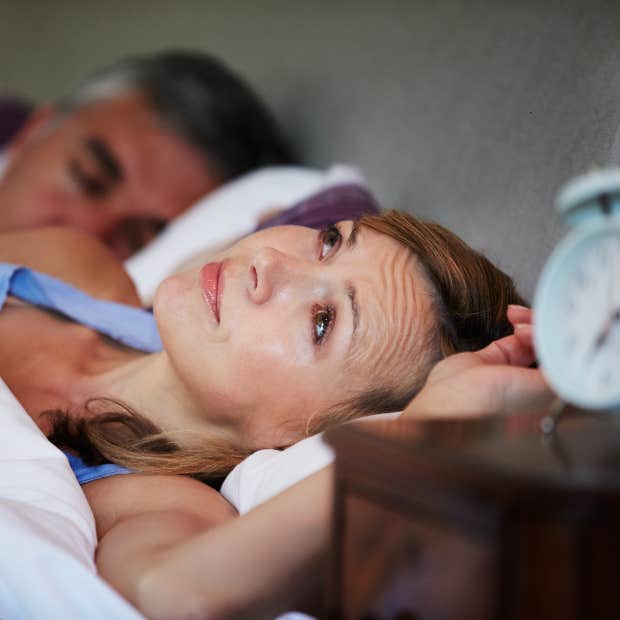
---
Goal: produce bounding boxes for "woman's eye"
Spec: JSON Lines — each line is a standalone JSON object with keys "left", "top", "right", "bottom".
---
{"left": 313, "top": 307, "right": 335, "bottom": 345}
{"left": 319, "top": 226, "right": 342, "bottom": 259}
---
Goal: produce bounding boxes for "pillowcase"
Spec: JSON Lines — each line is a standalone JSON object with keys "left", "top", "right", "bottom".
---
{"left": 125, "top": 164, "right": 365, "bottom": 304}
{"left": 221, "top": 412, "right": 402, "bottom": 515}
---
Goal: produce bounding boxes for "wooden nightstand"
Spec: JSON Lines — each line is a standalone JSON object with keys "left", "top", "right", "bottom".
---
{"left": 324, "top": 412, "right": 620, "bottom": 620}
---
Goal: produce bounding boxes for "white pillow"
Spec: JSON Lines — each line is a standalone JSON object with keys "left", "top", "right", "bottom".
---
{"left": 221, "top": 411, "right": 401, "bottom": 515}
{"left": 125, "top": 164, "right": 365, "bottom": 304}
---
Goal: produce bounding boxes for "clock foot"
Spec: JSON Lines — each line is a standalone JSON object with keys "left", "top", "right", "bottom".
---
{"left": 539, "top": 397, "right": 567, "bottom": 436}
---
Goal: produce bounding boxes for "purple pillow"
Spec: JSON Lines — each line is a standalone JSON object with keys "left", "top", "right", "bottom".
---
{"left": 0, "top": 97, "right": 32, "bottom": 148}
{"left": 255, "top": 183, "right": 380, "bottom": 232}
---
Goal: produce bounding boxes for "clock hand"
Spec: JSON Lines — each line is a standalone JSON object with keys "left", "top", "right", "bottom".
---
{"left": 612, "top": 241, "right": 620, "bottom": 315}
{"left": 591, "top": 318, "right": 613, "bottom": 356}
{"left": 596, "top": 241, "right": 620, "bottom": 347}
{"left": 591, "top": 306, "right": 620, "bottom": 358}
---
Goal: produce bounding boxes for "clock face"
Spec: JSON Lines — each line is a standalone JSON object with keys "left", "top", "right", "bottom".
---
{"left": 534, "top": 222, "right": 620, "bottom": 409}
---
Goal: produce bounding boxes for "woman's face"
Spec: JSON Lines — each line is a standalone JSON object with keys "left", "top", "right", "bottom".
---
{"left": 154, "top": 221, "right": 436, "bottom": 448}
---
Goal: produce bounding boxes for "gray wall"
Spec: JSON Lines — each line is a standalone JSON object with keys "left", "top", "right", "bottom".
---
{"left": 1, "top": 0, "right": 619, "bottom": 298}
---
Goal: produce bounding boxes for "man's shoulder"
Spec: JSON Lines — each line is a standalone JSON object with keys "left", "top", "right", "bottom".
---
{"left": 0, "top": 227, "right": 140, "bottom": 306}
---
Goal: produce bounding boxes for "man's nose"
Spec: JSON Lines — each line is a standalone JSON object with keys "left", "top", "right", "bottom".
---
{"left": 249, "top": 247, "right": 308, "bottom": 305}
{"left": 70, "top": 198, "right": 145, "bottom": 258}
{"left": 70, "top": 199, "right": 122, "bottom": 236}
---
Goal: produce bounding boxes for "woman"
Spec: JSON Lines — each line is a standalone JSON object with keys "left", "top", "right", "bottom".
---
{"left": 0, "top": 210, "right": 532, "bottom": 618}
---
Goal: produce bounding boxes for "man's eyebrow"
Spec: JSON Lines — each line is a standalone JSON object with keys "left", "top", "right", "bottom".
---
{"left": 85, "top": 137, "right": 123, "bottom": 182}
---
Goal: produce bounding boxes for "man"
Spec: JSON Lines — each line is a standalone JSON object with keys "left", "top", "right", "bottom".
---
{"left": 0, "top": 50, "right": 294, "bottom": 259}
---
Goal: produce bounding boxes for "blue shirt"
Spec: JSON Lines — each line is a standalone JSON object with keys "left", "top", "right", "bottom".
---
{"left": 0, "top": 262, "right": 163, "bottom": 352}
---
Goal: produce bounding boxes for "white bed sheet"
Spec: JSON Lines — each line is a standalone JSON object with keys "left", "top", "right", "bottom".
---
{"left": 0, "top": 377, "right": 144, "bottom": 619}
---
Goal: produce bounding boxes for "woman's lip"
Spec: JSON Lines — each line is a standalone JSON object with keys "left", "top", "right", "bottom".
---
{"left": 199, "top": 261, "right": 222, "bottom": 322}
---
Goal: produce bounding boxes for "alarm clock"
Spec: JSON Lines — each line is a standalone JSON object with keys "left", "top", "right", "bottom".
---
{"left": 534, "top": 169, "right": 620, "bottom": 410}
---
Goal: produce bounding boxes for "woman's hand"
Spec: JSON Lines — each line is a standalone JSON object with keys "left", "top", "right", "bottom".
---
{"left": 403, "top": 305, "right": 556, "bottom": 419}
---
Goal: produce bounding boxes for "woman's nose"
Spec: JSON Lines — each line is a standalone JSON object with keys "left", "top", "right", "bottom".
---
{"left": 249, "top": 247, "right": 299, "bottom": 304}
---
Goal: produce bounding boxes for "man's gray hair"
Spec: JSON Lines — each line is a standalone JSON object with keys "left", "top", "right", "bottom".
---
{"left": 60, "top": 50, "right": 295, "bottom": 179}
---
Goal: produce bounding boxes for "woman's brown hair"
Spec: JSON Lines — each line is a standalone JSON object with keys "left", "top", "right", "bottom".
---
{"left": 49, "top": 210, "right": 524, "bottom": 479}
{"left": 47, "top": 400, "right": 252, "bottom": 482}
{"left": 307, "top": 210, "right": 526, "bottom": 434}
{"left": 361, "top": 211, "right": 525, "bottom": 355}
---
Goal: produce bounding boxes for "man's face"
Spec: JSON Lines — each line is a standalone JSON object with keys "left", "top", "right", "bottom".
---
{"left": 0, "top": 93, "right": 220, "bottom": 259}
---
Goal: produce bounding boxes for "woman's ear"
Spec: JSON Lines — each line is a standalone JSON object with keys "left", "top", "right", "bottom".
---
{"left": 8, "top": 104, "right": 58, "bottom": 153}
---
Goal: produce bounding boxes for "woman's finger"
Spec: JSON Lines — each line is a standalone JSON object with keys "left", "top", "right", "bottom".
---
{"left": 476, "top": 333, "right": 536, "bottom": 367}
{"left": 507, "top": 304, "right": 533, "bottom": 325}
{"left": 513, "top": 323, "right": 534, "bottom": 348}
